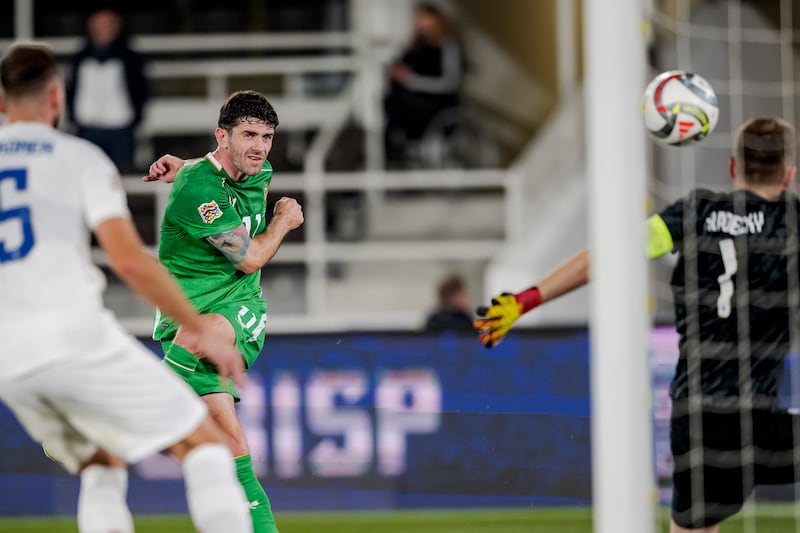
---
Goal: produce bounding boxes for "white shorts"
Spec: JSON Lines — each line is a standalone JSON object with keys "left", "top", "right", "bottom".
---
{"left": 0, "top": 329, "right": 207, "bottom": 474}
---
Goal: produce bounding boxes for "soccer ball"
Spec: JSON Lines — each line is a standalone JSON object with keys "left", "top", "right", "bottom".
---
{"left": 643, "top": 70, "right": 719, "bottom": 145}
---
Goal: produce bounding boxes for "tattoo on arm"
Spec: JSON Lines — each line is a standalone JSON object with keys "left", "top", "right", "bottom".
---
{"left": 206, "top": 225, "right": 251, "bottom": 265}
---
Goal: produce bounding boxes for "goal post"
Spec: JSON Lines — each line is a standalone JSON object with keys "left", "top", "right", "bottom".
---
{"left": 584, "top": 1, "right": 655, "bottom": 532}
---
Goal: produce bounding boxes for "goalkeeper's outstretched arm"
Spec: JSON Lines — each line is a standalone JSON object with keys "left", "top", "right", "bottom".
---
{"left": 475, "top": 213, "right": 674, "bottom": 348}
{"left": 536, "top": 249, "right": 590, "bottom": 302}
{"left": 475, "top": 249, "right": 590, "bottom": 348}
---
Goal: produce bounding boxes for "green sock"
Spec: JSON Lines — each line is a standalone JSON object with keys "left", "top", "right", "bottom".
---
{"left": 235, "top": 454, "right": 278, "bottom": 533}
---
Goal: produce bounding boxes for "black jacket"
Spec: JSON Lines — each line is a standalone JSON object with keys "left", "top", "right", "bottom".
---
{"left": 424, "top": 309, "right": 474, "bottom": 333}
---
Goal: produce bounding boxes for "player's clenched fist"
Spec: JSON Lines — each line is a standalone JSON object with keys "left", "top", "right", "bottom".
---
{"left": 273, "top": 197, "right": 304, "bottom": 230}
{"left": 474, "top": 287, "right": 542, "bottom": 348}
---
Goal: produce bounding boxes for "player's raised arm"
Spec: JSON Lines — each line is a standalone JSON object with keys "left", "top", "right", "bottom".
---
{"left": 142, "top": 154, "right": 203, "bottom": 183}
{"left": 475, "top": 250, "right": 590, "bottom": 348}
{"left": 94, "top": 217, "right": 246, "bottom": 386}
{"left": 206, "top": 196, "right": 304, "bottom": 274}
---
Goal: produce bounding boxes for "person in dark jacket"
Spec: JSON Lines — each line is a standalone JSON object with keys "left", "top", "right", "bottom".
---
{"left": 67, "top": 5, "right": 149, "bottom": 172}
{"left": 425, "top": 274, "right": 474, "bottom": 332}
{"left": 384, "top": 3, "right": 463, "bottom": 164}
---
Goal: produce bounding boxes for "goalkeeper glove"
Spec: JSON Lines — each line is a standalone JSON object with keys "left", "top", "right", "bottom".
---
{"left": 474, "top": 287, "right": 542, "bottom": 348}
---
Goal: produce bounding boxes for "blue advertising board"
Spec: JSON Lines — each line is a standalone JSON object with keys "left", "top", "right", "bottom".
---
{"left": 0, "top": 330, "right": 593, "bottom": 515}
{"left": 12, "top": 327, "right": 798, "bottom": 515}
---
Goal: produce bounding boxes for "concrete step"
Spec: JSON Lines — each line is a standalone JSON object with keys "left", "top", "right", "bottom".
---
{"left": 365, "top": 192, "right": 504, "bottom": 241}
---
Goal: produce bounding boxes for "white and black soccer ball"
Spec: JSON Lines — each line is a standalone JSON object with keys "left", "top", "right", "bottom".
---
{"left": 643, "top": 70, "right": 719, "bottom": 146}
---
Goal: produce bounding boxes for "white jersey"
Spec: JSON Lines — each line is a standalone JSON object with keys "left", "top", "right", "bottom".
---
{"left": 0, "top": 121, "right": 129, "bottom": 378}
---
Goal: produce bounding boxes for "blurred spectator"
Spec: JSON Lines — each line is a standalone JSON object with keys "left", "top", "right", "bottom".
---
{"left": 67, "top": 4, "right": 149, "bottom": 173}
{"left": 425, "top": 274, "right": 474, "bottom": 333}
{"left": 384, "top": 3, "right": 463, "bottom": 166}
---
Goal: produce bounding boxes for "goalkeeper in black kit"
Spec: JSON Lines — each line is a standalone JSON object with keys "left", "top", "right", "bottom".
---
{"left": 476, "top": 117, "right": 800, "bottom": 533}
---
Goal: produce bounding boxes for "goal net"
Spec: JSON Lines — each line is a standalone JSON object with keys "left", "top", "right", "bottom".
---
{"left": 644, "top": 0, "right": 800, "bottom": 531}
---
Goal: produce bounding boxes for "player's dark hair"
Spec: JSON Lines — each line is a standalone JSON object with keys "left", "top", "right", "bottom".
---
{"left": 736, "top": 117, "right": 797, "bottom": 185}
{"left": 218, "top": 90, "right": 279, "bottom": 131}
{"left": 0, "top": 42, "right": 59, "bottom": 100}
{"left": 412, "top": 2, "right": 454, "bottom": 44}
{"left": 417, "top": 2, "right": 445, "bottom": 18}
{"left": 84, "top": 1, "right": 123, "bottom": 18}
{"left": 437, "top": 274, "right": 466, "bottom": 307}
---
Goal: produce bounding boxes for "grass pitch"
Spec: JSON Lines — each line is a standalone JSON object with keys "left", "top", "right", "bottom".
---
{"left": 0, "top": 506, "right": 797, "bottom": 532}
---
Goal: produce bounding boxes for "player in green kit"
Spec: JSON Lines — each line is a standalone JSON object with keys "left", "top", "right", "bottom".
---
{"left": 146, "top": 90, "right": 304, "bottom": 533}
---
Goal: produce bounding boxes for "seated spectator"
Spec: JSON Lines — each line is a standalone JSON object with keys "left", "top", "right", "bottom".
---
{"left": 384, "top": 3, "right": 463, "bottom": 165}
{"left": 425, "top": 274, "right": 474, "bottom": 333}
{"left": 67, "top": 4, "right": 149, "bottom": 173}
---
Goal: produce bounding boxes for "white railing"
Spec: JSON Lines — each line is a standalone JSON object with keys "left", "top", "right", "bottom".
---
{"left": 147, "top": 56, "right": 358, "bottom": 78}
{"left": 7, "top": 0, "right": 527, "bottom": 335}
{"left": 116, "top": 168, "right": 510, "bottom": 335}
{"left": 0, "top": 32, "right": 356, "bottom": 56}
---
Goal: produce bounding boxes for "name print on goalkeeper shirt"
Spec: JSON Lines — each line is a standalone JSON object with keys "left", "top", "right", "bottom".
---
{"left": 704, "top": 209, "right": 765, "bottom": 236}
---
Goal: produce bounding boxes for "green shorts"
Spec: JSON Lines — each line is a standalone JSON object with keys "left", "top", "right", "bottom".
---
{"left": 161, "top": 300, "right": 267, "bottom": 402}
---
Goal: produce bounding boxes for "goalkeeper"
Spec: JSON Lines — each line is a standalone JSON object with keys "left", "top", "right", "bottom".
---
{"left": 476, "top": 117, "right": 800, "bottom": 533}
{"left": 144, "top": 91, "right": 303, "bottom": 533}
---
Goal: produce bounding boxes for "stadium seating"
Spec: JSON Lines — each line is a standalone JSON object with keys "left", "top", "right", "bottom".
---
{"left": 1, "top": 0, "right": 555, "bottom": 334}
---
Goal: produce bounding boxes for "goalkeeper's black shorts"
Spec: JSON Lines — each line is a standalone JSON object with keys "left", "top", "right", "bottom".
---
{"left": 670, "top": 407, "right": 800, "bottom": 529}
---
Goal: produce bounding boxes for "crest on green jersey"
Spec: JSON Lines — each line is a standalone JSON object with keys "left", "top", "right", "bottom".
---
{"left": 197, "top": 200, "right": 223, "bottom": 224}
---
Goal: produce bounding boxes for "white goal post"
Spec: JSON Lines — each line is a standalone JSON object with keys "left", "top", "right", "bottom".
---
{"left": 584, "top": 1, "right": 655, "bottom": 532}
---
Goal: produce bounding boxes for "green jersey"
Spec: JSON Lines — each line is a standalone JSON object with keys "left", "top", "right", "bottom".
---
{"left": 153, "top": 152, "right": 272, "bottom": 341}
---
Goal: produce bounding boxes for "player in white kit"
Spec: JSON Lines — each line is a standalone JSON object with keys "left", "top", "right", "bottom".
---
{"left": 0, "top": 43, "right": 252, "bottom": 533}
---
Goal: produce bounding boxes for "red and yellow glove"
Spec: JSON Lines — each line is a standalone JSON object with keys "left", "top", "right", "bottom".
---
{"left": 474, "top": 287, "right": 542, "bottom": 348}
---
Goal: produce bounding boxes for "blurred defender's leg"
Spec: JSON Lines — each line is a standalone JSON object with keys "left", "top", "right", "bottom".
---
{"left": 169, "top": 416, "right": 253, "bottom": 533}
{"left": 78, "top": 450, "right": 133, "bottom": 533}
